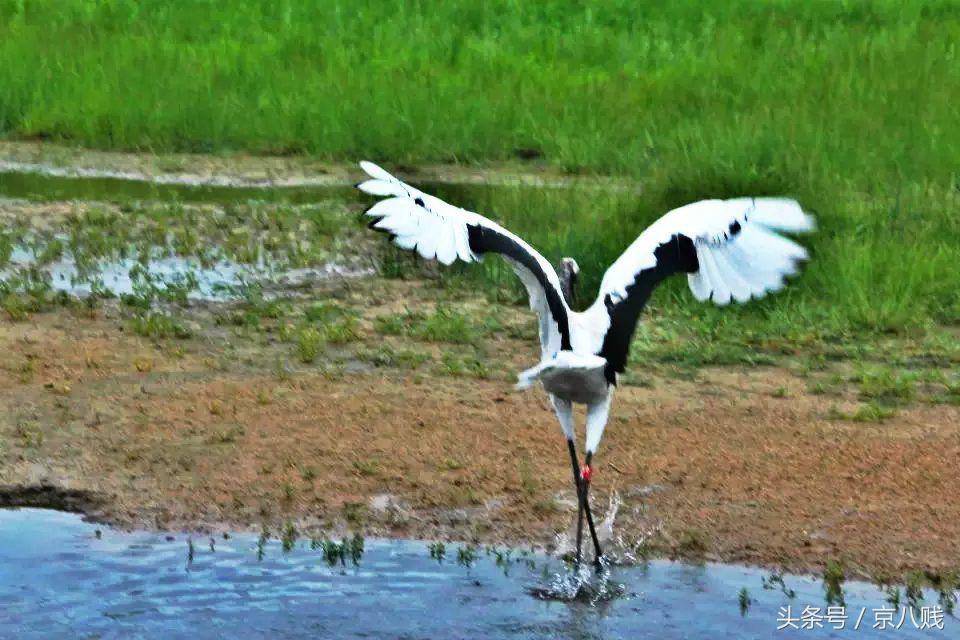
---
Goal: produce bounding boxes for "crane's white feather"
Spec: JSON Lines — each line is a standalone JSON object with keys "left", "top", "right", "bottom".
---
{"left": 358, "top": 161, "right": 570, "bottom": 356}
{"left": 598, "top": 197, "right": 814, "bottom": 307}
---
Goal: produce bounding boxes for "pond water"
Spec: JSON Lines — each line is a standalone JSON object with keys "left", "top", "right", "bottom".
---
{"left": 0, "top": 509, "right": 951, "bottom": 639}
{"left": 3, "top": 245, "right": 372, "bottom": 301}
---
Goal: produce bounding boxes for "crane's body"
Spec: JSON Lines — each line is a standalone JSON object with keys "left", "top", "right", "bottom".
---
{"left": 356, "top": 161, "right": 815, "bottom": 567}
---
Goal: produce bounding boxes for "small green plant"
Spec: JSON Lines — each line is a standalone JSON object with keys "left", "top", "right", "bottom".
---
{"left": 352, "top": 458, "right": 380, "bottom": 477}
{"left": 827, "top": 403, "right": 897, "bottom": 423}
{"left": 456, "top": 545, "right": 477, "bottom": 568}
{"left": 295, "top": 326, "right": 323, "bottom": 363}
{"left": 348, "top": 534, "right": 364, "bottom": 565}
{"left": 856, "top": 368, "right": 916, "bottom": 406}
{"left": 14, "top": 422, "right": 43, "bottom": 448}
{"left": 208, "top": 425, "right": 245, "bottom": 444}
{"left": 375, "top": 306, "right": 481, "bottom": 344}
{"left": 761, "top": 572, "right": 796, "bottom": 598}
{"left": 904, "top": 570, "right": 926, "bottom": 611}
{"left": 321, "top": 316, "right": 360, "bottom": 344}
{"left": 320, "top": 538, "right": 345, "bottom": 566}
{"left": 884, "top": 585, "right": 901, "bottom": 609}
{"left": 823, "top": 560, "right": 845, "bottom": 606}
{"left": 359, "top": 344, "right": 430, "bottom": 369}
{"left": 738, "top": 587, "right": 752, "bottom": 616}
{"left": 281, "top": 520, "right": 297, "bottom": 553}
{"left": 130, "top": 312, "right": 192, "bottom": 339}
{"left": 518, "top": 458, "right": 537, "bottom": 496}
{"left": 439, "top": 351, "right": 491, "bottom": 379}
{"left": 342, "top": 502, "right": 366, "bottom": 526}
{"left": 428, "top": 541, "right": 446, "bottom": 562}
{"left": 256, "top": 526, "right": 270, "bottom": 562}
{"left": 304, "top": 301, "right": 345, "bottom": 323}
{"left": 676, "top": 528, "right": 708, "bottom": 557}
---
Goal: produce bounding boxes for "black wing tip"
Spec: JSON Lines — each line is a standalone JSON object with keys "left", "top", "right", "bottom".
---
{"left": 366, "top": 216, "right": 397, "bottom": 241}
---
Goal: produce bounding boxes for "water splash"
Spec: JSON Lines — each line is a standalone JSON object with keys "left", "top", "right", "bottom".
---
{"left": 528, "top": 556, "right": 625, "bottom": 603}
{"left": 531, "top": 492, "right": 629, "bottom": 603}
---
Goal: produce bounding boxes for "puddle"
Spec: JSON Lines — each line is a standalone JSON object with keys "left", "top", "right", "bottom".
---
{"left": 0, "top": 168, "right": 518, "bottom": 301}
{"left": 0, "top": 509, "right": 952, "bottom": 639}
{"left": 3, "top": 244, "right": 372, "bottom": 301}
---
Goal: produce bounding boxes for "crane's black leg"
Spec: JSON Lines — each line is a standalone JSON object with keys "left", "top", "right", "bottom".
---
{"left": 567, "top": 440, "right": 603, "bottom": 569}
{"left": 581, "top": 451, "right": 604, "bottom": 569}
{"left": 566, "top": 439, "right": 586, "bottom": 566}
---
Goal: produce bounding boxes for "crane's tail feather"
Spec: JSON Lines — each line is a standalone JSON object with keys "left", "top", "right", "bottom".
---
{"left": 515, "top": 352, "right": 608, "bottom": 391}
{"left": 516, "top": 362, "right": 548, "bottom": 390}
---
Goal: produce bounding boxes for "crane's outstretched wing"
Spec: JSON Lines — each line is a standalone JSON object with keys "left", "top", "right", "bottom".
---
{"left": 594, "top": 198, "right": 815, "bottom": 383}
{"left": 357, "top": 161, "right": 571, "bottom": 354}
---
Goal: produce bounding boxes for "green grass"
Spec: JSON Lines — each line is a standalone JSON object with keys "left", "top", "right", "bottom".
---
{"left": 130, "top": 311, "right": 192, "bottom": 339}
{"left": 375, "top": 305, "right": 484, "bottom": 344}
{"left": 0, "top": 1, "right": 957, "bottom": 338}
{"left": 294, "top": 326, "right": 323, "bottom": 363}
{"left": 855, "top": 367, "right": 917, "bottom": 406}
{"left": 0, "top": 1, "right": 955, "bottom": 177}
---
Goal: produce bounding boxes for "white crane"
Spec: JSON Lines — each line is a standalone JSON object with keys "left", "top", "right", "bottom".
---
{"left": 357, "top": 161, "right": 814, "bottom": 567}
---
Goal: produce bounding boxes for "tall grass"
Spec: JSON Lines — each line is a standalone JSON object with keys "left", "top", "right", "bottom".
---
{"left": 0, "top": 1, "right": 956, "bottom": 180}
{"left": 0, "top": 0, "right": 957, "bottom": 333}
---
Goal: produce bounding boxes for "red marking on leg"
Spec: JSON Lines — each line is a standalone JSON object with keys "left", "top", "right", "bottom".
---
{"left": 580, "top": 464, "right": 592, "bottom": 482}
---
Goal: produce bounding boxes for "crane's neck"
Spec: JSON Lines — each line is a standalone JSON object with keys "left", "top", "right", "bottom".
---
{"left": 559, "top": 258, "right": 580, "bottom": 308}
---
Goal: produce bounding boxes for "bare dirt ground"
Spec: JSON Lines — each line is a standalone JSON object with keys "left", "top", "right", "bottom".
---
{"left": 1, "top": 279, "right": 957, "bottom": 583}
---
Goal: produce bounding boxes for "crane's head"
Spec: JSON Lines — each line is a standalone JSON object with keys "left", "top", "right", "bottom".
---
{"left": 559, "top": 257, "right": 580, "bottom": 307}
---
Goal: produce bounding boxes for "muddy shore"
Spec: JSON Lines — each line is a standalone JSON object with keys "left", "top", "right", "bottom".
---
{"left": 1, "top": 282, "right": 957, "bottom": 583}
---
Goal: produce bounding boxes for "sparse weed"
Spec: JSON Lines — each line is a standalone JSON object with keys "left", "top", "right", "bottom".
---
{"left": 130, "top": 312, "right": 192, "bottom": 340}
{"left": 856, "top": 368, "right": 916, "bottom": 406}
{"left": 676, "top": 528, "right": 708, "bottom": 557}
{"left": 358, "top": 344, "right": 430, "bottom": 369}
{"left": 823, "top": 560, "right": 846, "bottom": 606}
{"left": 351, "top": 458, "right": 380, "bottom": 477}
{"left": 295, "top": 326, "right": 323, "bottom": 363}
{"left": 428, "top": 541, "right": 446, "bottom": 562}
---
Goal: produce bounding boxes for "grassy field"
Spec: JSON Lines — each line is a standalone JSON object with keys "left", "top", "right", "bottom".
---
{"left": 0, "top": 0, "right": 958, "bottom": 335}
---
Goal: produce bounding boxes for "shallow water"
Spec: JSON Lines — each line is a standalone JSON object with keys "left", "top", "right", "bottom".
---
{"left": 4, "top": 245, "right": 372, "bottom": 300}
{"left": 0, "top": 509, "right": 951, "bottom": 639}
{"left": 0, "top": 168, "right": 494, "bottom": 300}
